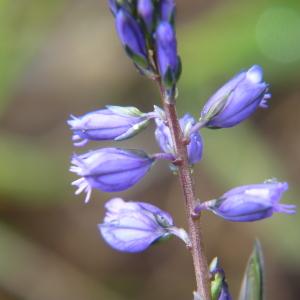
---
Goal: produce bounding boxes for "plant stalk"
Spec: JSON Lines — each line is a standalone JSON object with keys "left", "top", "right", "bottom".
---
{"left": 158, "top": 84, "right": 211, "bottom": 300}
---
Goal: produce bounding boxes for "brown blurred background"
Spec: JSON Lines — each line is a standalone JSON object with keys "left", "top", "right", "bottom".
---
{"left": 0, "top": 0, "right": 299, "bottom": 299}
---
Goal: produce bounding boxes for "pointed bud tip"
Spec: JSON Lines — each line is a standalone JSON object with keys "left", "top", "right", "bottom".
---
{"left": 247, "top": 65, "right": 263, "bottom": 83}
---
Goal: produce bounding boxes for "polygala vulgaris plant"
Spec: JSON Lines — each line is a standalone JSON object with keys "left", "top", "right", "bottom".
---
{"left": 68, "top": 1, "right": 296, "bottom": 299}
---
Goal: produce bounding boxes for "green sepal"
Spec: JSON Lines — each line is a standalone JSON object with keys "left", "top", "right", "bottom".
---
{"left": 106, "top": 105, "right": 144, "bottom": 117}
{"left": 125, "top": 45, "right": 149, "bottom": 69}
{"left": 211, "top": 273, "right": 223, "bottom": 300}
{"left": 202, "top": 93, "right": 231, "bottom": 123}
{"left": 125, "top": 149, "right": 153, "bottom": 160}
{"left": 117, "top": 0, "right": 136, "bottom": 15}
{"left": 175, "top": 55, "right": 182, "bottom": 81}
{"left": 169, "top": 9, "right": 176, "bottom": 27}
{"left": 115, "top": 119, "right": 150, "bottom": 141}
{"left": 155, "top": 213, "right": 172, "bottom": 227}
{"left": 238, "top": 240, "right": 264, "bottom": 300}
{"left": 162, "top": 67, "right": 175, "bottom": 88}
{"left": 137, "top": 65, "right": 157, "bottom": 79}
{"left": 152, "top": 233, "right": 172, "bottom": 245}
{"left": 209, "top": 257, "right": 223, "bottom": 300}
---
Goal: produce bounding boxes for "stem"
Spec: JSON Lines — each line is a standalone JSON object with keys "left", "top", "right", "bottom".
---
{"left": 158, "top": 84, "right": 211, "bottom": 299}
{"left": 152, "top": 152, "right": 175, "bottom": 161}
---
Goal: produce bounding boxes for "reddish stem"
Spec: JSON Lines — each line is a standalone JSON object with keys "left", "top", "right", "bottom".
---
{"left": 158, "top": 84, "right": 211, "bottom": 299}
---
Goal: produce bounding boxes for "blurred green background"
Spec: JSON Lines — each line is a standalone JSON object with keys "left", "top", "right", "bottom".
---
{"left": 0, "top": 0, "right": 299, "bottom": 299}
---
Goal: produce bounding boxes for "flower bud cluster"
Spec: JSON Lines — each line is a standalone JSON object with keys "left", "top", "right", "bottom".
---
{"left": 67, "top": 4, "right": 296, "bottom": 293}
{"left": 109, "top": 0, "right": 181, "bottom": 90}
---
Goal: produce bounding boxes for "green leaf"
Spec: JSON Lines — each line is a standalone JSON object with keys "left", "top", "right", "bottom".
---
{"left": 239, "top": 240, "right": 264, "bottom": 300}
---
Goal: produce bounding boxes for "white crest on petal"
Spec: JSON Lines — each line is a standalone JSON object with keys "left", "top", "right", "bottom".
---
{"left": 245, "top": 188, "right": 269, "bottom": 198}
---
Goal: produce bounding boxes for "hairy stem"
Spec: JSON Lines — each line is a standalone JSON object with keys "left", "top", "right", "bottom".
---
{"left": 158, "top": 85, "right": 211, "bottom": 299}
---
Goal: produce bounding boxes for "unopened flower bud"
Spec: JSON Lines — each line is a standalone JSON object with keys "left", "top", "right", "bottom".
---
{"left": 137, "top": 0, "right": 154, "bottom": 32}
{"left": 160, "top": 0, "right": 175, "bottom": 23}
{"left": 115, "top": 9, "right": 149, "bottom": 69}
{"left": 195, "top": 180, "right": 296, "bottom": 222}
{"left": 155, "top": 22, "right": 181, "bottom": 87}
{"left": 210, "top": 258, "right": 232, "bottom": 300}
{"left": 68, "top": 106, "right": 149, "bottom": 146}
{"left": 155, "top": 114, "right": 203, "bottom": 165}
{"left": 70, "top": 148, "right": 155, "bottom": 202}
{"left": 99, "top": 198, "right": 190, "bottom": 252}
{"left": 201, "top": 65, "right": 270, "bottom": 128}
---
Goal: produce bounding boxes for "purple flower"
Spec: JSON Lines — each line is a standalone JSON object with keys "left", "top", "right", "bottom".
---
{"left": 155, "top": 114, "right": 203, "bottom": 165}
{"left": 160, "top": 0, "right": 175, "bottom": 22}
{"left": 115, "top": 9, "right": 148, "bottom": 66}
{"left": 99, "top": 198, "right": 190, "bottom": 252}
{"left": 67, "top": 106, "right": 149, "bottom": 146}
{"left": 137, "top": 0, "right": 154, "bottom": 32}
{"left": 195, "top": 180, "right": 296, "bottom": 222}
{"left": 210, "top": 258, "right": 232, "bottom": 300}
{"left": 201, "top": 65, "right": 271, "bottom": 128}
{"left": 70, "top": 148, "right": 155, "bottom": 203}
{"left": 155, "top": 21, "right": 180, "bottom": 86}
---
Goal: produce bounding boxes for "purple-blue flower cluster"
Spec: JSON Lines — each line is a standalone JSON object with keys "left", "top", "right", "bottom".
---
{"left": 67, "top": 1, "right": 296, "bottom": 298}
